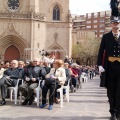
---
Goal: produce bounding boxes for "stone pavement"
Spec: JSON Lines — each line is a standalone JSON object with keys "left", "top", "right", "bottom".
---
{"left": 0, "top": 75, "right": 110, "bottom": 120}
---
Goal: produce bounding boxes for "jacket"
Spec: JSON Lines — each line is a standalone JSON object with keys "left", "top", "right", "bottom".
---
{"left": 97, "top": 31, "right": 120, "bottom": 87}
{"left": 4, "top": 67, "right": 20, "bottom": 79}
{"left": 46, "top": 67, "right": 66, "bottom": 85}
{"left": 24, "top": 66, "right": 47, "bottom": 83}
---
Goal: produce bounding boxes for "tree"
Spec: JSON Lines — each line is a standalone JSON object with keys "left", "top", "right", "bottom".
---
{"left": 72, "top": 37, "right": 100, "bottom": 65}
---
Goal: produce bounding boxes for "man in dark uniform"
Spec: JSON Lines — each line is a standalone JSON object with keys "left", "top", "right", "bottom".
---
{"left": 97, "top": 17, "right": 120, "bottom": 120}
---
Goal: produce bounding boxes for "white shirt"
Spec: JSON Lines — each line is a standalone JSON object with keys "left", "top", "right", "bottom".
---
{"left": 0, "top": 68, "right": 5, "bottom": 79}
{"left": 112, "top": 32, "right": 120, "bottom": 38}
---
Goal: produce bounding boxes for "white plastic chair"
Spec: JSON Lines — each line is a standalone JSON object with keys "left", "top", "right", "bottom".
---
{"left": 57, "top": 78, "right": 71, "bottom": 108}
{"left": 7, "top": 79, "right": 23, "bottom": 105}
{"left": 19, "top": 80, "right": 42, "bottom": 106}
{"left": 80, "top": 72, "right": 87, "bottom": 83}
{"left": 35, "top": 80, "right": 42, "bottom": 106}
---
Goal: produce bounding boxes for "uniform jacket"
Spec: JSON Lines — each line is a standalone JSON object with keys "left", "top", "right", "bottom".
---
{"left": 97, "top": 31, "right": 120, "bottom": 87}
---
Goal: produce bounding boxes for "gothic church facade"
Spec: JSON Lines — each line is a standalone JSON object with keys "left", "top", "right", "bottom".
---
{"left": 0, "top": 0, "right": 72, "bottom": 61}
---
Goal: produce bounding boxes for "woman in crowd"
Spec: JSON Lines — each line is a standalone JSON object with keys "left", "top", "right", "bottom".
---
{"left": 0, "top": 61, "right": 5, "bottom": 85}
{"left": 4, "top": 61, "right": 10, "bottom": 70}
{"left": 0, "top": 61, "right": 5, "bottom": 97}
{"left": 18, "top": 61, "right": 25, "bottom": 68}
{"left": 40, "top": 59, "right": 66, "bottom": 110}
{"left": 0, "top": 61, "right": 5, "bottom": 77}
{"left": 70, "top": 63, "right": 80, "bottom": 92}
{"left": 2, "top": 61, "right": 10, "bottom": 98}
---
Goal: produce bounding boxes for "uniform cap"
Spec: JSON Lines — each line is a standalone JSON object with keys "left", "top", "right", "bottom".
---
{"left": 110, "top": 17, "right": 120, "bottom": 23}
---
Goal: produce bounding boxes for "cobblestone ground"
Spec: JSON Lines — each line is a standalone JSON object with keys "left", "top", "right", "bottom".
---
{"left": 0, "top": 75, "right": 110, "bottom": 120}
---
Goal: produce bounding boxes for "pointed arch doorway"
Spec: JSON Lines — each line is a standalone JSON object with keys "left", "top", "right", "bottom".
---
{"left": 4, "top": 45, "right": 20, "bottom": 62}
{"left": 50, "top": 51, "right": 60, "bottom": 59}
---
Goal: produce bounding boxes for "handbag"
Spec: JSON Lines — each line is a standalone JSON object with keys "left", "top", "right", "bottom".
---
{"left": 45, "top": 77, "right": 56, "bottom": 86}
{"left": 45, "top": 69, "right": 56, "bottom": 86}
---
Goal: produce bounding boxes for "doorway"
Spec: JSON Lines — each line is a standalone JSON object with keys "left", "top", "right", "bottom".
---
{"left": 50, "top": 51, "right": 60, "bottom": 59}
{"left": 4, "top": 45, "right": 20, "bottom": 62}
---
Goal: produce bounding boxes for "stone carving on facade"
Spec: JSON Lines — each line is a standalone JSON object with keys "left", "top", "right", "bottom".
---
{"left": 47, "top": 32, "right": 64, "bottom": 52}
{"left": 5, "top": 22, "right": 18, "bottom": 36}
{"left": 54, "top": 33, "right": 58, "bottom": 41}
{"left": 0, "top": 10, "right": 46, "bottom": 21}
{"left": 0, "top": 21, "right": 25, "bottom": 44}
{"left": 0, "top": 22, "right": 15, "bottom": 38}
{"left": 8, "top": 22, "right": 15, "bottom": 33}
{"left": 47, "top": 23, "right": 69, "bottom": 28}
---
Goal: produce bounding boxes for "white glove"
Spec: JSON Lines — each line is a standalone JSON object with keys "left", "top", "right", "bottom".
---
{"left": 98, "top": 66, "right": 105, "bottom": 75}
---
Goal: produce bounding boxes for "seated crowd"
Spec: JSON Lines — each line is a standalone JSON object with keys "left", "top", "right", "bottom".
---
{"left": 0, "top": 54, "right": 97, "bottom": 110}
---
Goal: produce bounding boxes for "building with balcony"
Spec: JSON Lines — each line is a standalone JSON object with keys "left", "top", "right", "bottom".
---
{"left": 73, "top": 10, "right": 111, "bottom": 37}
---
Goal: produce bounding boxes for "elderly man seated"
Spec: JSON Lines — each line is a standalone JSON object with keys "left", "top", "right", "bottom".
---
{"left": 0, "top": 60, "right": 23, "bottom": 106}
{"left": 19, "top": 58, "right": 46, "bottom": 105}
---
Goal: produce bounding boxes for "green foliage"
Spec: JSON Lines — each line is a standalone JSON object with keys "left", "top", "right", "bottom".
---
{"left": 72, "top": 38, "right": 100, "bottom": 65}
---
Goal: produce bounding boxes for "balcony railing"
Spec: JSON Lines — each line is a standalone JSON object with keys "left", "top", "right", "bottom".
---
{"left": 73, "top": 24, "right": 86, "bottom": 27}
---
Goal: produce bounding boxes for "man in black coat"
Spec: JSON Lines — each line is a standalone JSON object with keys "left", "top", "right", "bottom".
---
{"left": 97, "top": 17, "right": 120, "bottom": 120}
{"left": 19, "top": 58, "right": 46, "bottom": 105}
{"left": 0, "top": 60, "right": 23, "bottom": 105}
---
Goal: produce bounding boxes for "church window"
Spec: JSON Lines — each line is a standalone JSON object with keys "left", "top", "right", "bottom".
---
{"left": 53, "top": 5, "right": 60, "bottom": 21}
{"left": 8, "top": 0, "right": 20, "bottom": 10}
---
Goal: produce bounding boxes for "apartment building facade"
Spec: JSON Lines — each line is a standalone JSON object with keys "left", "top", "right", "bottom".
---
{"left": 73, "top": 10, "right": 111, "bottom": 37}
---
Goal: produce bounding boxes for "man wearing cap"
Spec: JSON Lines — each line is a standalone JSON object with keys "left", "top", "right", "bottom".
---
{"left": 97, "top": 17, "right": 120, "bottom": 120}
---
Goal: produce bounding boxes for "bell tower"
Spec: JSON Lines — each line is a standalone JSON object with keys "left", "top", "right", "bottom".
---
{"left": 41, "top": 0, "right": 72, "bottom": 58}
{"left": 27, "top": 0, "right": 39, "bottom": 13}
{"left": 0, "top": 0, "right": 72, "bottom": 61}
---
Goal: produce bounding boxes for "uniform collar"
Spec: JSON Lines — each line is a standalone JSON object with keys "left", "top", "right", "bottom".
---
{"left": 112, "top": 31, "right": 120, "bottom": 37}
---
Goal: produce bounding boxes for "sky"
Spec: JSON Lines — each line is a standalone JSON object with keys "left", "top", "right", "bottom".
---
{"left": 69, "top": 0, "right": 111, "bottom": 15}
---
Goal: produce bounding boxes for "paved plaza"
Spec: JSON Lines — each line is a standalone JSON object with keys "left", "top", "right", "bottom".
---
{"left": 0, "top": 76, "right": 110, "bottom": 120}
